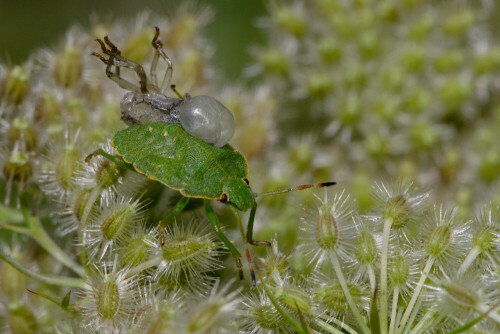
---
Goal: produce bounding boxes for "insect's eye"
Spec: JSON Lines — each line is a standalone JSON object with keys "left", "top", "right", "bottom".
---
{"left": 220, "top": 193, "right": 228, "bottom": 203}
{"left": 243, "top": 178, "right": 249, "bottom": 185}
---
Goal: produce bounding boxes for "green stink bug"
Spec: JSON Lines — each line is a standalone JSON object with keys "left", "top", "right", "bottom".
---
{"left": 91, "top": 28, "right": 335, "bottom": 280}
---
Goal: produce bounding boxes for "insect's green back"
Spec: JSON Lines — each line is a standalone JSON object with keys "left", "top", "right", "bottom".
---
{"left": 112, "top": 122, "right": 254, "bottom": 211}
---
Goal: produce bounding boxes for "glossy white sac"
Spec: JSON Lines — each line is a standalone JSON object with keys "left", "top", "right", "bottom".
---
{"left": 178, "top": 95, "right": 236, "bottom": 147}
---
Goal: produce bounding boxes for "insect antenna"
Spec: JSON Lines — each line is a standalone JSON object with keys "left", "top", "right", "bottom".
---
{"left": 254, "top": 181, "right": 336, "bottom": 197}
{"left": 170, "top": 84, "right": 184, "bottom": 99}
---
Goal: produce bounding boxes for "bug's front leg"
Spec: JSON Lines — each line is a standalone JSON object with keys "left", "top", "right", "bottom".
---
{"left": 203, "top": 200, "right": 244, "bottom": 280}
{"left": 85, "top": 149, "right": 136, "bottom": 172}
{"left": 246, "top": 201, "right": 272, "bottom": 248}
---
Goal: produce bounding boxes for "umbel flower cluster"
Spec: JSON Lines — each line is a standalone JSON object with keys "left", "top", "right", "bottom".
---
{"left": 1, "top": 1, "right": 500, "bottom": 333}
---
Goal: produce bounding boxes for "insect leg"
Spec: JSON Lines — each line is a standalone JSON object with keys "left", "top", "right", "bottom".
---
{"left": 96, "top": 37, "right": 151, "bottom": 94}
{"left": 204, "top": 200, "right": 244, "bottom": 280}
{"left": 151, "top": 27, "right": 174, "bottom": 95}
{"left": 85, "top": 149, "right": 136, "bottom": 172}
{"left": 246, "top": 201, "right": 272, "bottom": 247}
{"left": 158, "top": 196, "right": 190, "bottom": 246}
{"left": 93, "top": 40, "right": 141, "bottom": 93}
{"left": 160, "top": 196, "right": 190, "bottom": 227}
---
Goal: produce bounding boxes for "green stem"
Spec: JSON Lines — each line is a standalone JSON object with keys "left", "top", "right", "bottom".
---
{"left": 408, "top": 309, "right": 438, "bottom": 334}
{"left": 0, "top": 204, "right": 24, "bottom": 224}
{"left": 313, "top": 318, "right": 349, "bottom": 334}
{"left": 318, "top": 315, "right": 359, "bottom": 334}
{"left": 329, "top": 252, "right": 371, "bottom": 334}
{"left": 478, "top": 304, "right": 500, "bottom": 324}
{"left": 380, "top": 217, "right": 393, "bottom": 334}
{"left": 0, "top": 251, "right": 88, "bottom": 290}
{"left": 80, "top": 186, "right": 101, "bottom": 228}
{"left": 398, "top": 257, "right": 434, "bottom": 332}
{"left": 457, "top": 246, "right": 480, "bottom": 275}
{"left": 256, "top": 270, "right": 304, "bottom": 333}
{"left": 402, "top": 296, "right": 423, "bottom": 334}
{"left": 1, "top": 210, "right": 86, "bottom": 278}
{"left": 367, "top": 264, "right": 376, "bottom": 293}
{"left": 388, "top": 285, "right": 400, "bottom": 334}
{"left": 26, "top": 216, "right": 86, "bottom": 277}
{"left": 126, "top": 257, "right": 162, "bottom": 277}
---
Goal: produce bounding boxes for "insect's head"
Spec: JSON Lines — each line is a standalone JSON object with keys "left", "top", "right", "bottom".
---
{"left": 220, "top": 178, "right": 254, "bottom": 211}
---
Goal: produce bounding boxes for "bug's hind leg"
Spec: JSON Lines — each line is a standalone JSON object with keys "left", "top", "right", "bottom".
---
{"left": 158, "top": 196, "right": 190, "bottom": 247}
{"left": 151, "top": 27, "right": 174, "bottom": 95}
{"left": 204, "top": 200, "right": 244, "bottom": 280}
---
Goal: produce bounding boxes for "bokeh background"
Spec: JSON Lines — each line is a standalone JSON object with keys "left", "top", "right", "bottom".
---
{"left": 0, "top": 0, "right": 265, "bottom": 80}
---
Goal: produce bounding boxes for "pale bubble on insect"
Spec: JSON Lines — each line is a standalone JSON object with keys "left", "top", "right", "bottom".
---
{"left": 178, "top": 95, "right": 236, "bottom": 147}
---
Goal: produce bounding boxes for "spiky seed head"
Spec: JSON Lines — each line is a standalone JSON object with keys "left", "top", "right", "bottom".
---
{"left": 314, "top": 282, "right": 366, "bottom": 315}
{"left": 100, "top": 203, "right": 136, "bottom": 241}
{"left": 79, "top": 265, "right": 139, "bottom": 331}
{"left": 120, "top": 230, "right": 155, "bottom": 268}
{"left": 153, "top": 222, "right": 223, "bottom": 283}
{"left": 260, "top": 49, "right": 290, "bottom": 76}
{"left": 443, "top": 10, "right": 475, "bottom": 36}
{"left": 121, "top": 29, "right": 156, "bottom": 63}
{"left": 241, "top": 292, "right": 292, "bottom": 334}
{"left": 0, "top": 249, "right": 29, "bottom": 299}
{"left": 83, "top": 197, "right": 144, "bottom": 260}
{"left": 301, "top": 190, "right": 357, "bottom": 265}
{"left": 422, "top": 207, "right": 470, "bottom": 268}
{"left": 355, "top": 228, "right": 378, "bottom": 265}
{"left": 388, "top": 253, "right": 410, "bottom": 288}
{"left": 95, "top": 160, "right": 126, "bottom": 190}
{"left": 371, "top": 181, "right": 429, "bottom": 240}
{"left": 1, "top": 65, "right": 29, "bottom": 104}
{"left": 315, "top": 203, "right": 338, "bottom": 251}
{"left": 35, "top": 91, "right": 61, "bottom": 125}
{"left": 276, "top": 285, "right": 311, "bottom": 314}
{"left": 73, "top": 188, "right": 100, "bottom": 223}
{"left": 184, "top": 282, "right": 239, "bottom": 333}
{"left": 3, "top": 147, "right": 32, "bottom": 182}
{"left": 54, "top": 144, "right": 80, "bottom": 191}
{"left": 6, "top": 304, "right": 38, "bottom": 334}
{"left": 8, "top": 117, "right": 38, "bottom": 151}
{"left": 274, "top": 7, "right": 306, "bottom": 37}
{"left": 54, "top": 46, "right": 83, "bottom": 88}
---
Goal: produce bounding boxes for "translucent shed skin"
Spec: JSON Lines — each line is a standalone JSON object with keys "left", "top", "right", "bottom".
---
{"left": 120, "top": 92, "right": 236, "bottom": 148}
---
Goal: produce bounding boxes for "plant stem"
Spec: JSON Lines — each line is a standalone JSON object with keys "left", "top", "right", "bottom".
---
{"left": 318, "top": 315, "right": 359, "bottom": 334}
{"left": 329, "top": 252, "right": 371, "bottom": 334}
{"left": 478, "top": 304, "right": 500, "bottom": 324}
{"left": 0, "top": 251, "right": 89, "bottom": 290}
{"left": 0, "top": 204, "right": 24, "bottom": 224}
{"left": 26, "top": 216, "right": 86, "bottom": 277}
{"left": 368, "top": 264, "right": 376, "bottom": 293}
{"left": 80, "top": 186, "right": 101, "bottom": 228}
{"left": 398, "top": 257, "right": 434, "bottom": 332}
{"left": 314, "top": 318, "right": 350, "bottom": 334}
{"left": 380, "top": 217, "right": 393, "bottom": 334}
{"left": 1, "top": 209, "right": 86, "bottom": 277}
{"left": 126, "top": 257, "right": 162, "bottom": 277}
{"left": 408, "top": 309, "right": 438, "bottom": 334}
{"left": 388, "top": 285, "right": 400, "bottom": 334}
{"left": 402, "top": 296, "right": 423, "bottom": 334}
{"left": 457, "top": 246, "right": 480, "bottom": 275}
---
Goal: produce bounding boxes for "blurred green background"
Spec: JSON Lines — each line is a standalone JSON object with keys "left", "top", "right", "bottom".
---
{"left": 0, "top": 0, "right": 266, "bottom": 81}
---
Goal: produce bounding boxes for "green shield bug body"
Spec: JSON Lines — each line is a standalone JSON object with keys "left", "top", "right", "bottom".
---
{"left": 91, "top": 28, "right": 335, "bottom": 282}
{"left": 113, "top": 122, "right": 253, "bottom": 211}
